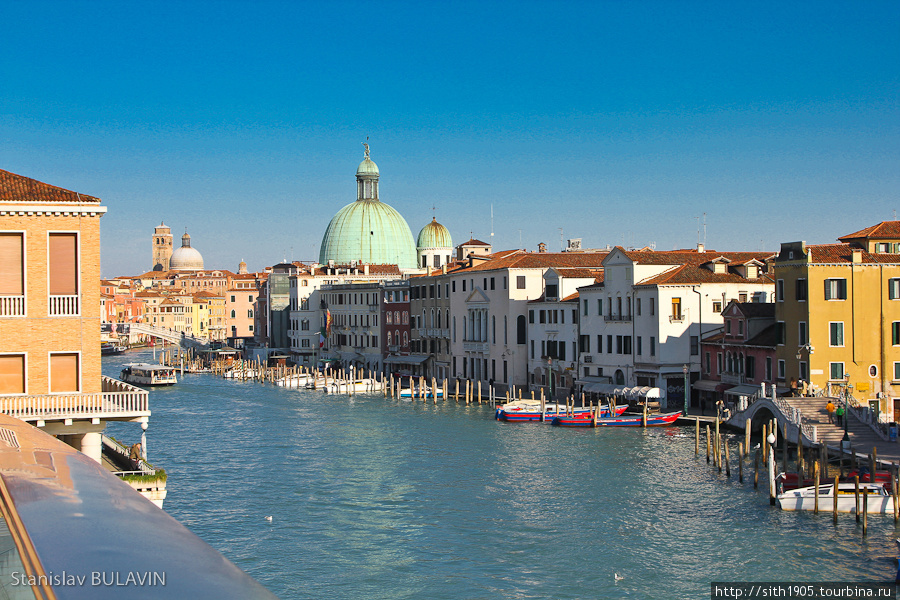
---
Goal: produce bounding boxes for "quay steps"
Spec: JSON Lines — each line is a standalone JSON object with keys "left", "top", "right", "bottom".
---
{"left": 780, "top": 396, "right": 897, "bottom": 460}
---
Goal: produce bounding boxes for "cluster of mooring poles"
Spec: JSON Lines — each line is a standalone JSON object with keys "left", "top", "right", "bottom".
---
{"left": 694, "top": 416, "right": 900, "bottom": 537}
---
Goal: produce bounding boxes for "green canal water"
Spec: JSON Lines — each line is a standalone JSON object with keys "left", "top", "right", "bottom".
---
{"left": 104, "top": 351, "right": 898, "bottom": 599}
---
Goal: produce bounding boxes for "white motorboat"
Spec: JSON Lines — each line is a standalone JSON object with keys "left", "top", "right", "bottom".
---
{"left": 777, "top": 481, "right": 894, "bottom": 513}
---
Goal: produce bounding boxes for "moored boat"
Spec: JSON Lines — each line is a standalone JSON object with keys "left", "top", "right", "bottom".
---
{"left": 496, "top": 401, "right": 625, "bottom": 422}
{"left": 399, "top": 387, "right": 444, "bottom": 399}
{"left": 120, "top": 363, "right": 177, "bottom": 386}
{"left": 101, "top": 343, "right": 127, "bottom": 355}
{"left": 557, "top": 410, "right": 682, "bottom": 427}
{"left": 777, "top": 482, "right": 894, "bottom": 513}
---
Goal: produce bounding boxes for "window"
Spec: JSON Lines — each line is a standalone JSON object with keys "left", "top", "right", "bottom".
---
{"left": 230, "top": 295, "right": 235, "bottom": 302}
{"left": 738, "top": 321, "right": 744, "bottom": 336}
{"left": 48, "top": 232, "right": 79, "bottom": 315}
{"left": 830, "top": 362, "right": 844, "bottom": 380}
{"left": 0, "top": 354, "right": 25, "bottom": 394}
{"left": 530, "top": 340, "right": 534, "bottom": 359}
{"left": 726, "top": 320, "right": 731, "bottom": 334}
{"left": 650, "top": 298, "right": 655, "bottom": 315}
{"left": 891, "top": 279, "right": 900, "bottom": 300}
{"left": 516, "top": 316, "right": 526, "bottom": 344}
{"left": 893, "top": 322, "right": 900, "bottom": 346}
{"left": 583, "top": 300, "right": 587, "bottom": 316}
{"left": 776, "top": 322, "right": 785, "bottom": 345}
{"left": 539, "top": 310, "right": 546, "bottom": 324}
{"left": 746, "top": 356, "right": 756, "bottom": 379}
{"left": 796, "top": 278, "right": 807, "bottom": 302}
{"left": 637, "top": 336, "right": 642, "bottom": 356}
{"left": 799, "top": 322, "right": 807, "bottom": 345}
{"left": 546, "top": 284, "right": 557, "bottom": 298}
{"left": 671, "top": 298, "right": 682, "bottom": 319}
{"left": 650, "top": 337, "right": 656, "bottom": 356}
{"left": 766, "top": 357, "right": 772, "bottom": 381}
{"left": 462, "top": 280, "right": 466, "bottom": 292}
{"left": 690, "top": 336, "right": 699, "bottom": 355}
{"left": 597, "top": 335, "right": 602, "bottom": 353}
{"left": 248, "top": 309, "right": 253, "bottom": 318}
{"left": 824, "top": 278, "right": 847, "bottom": 300}
{"left": 623, "top": 336, "right": 632, "bottom": 354}
{"left": 704, "top": 351, "right": 710, "bottom": 373}
{"left": 778, "top": 359, "right": 785, "bottom": 380}
{"left": 636, "top": 298, "right": 641, "bottom": 316}
{"left": 712, "top": 301, "right": 722, "bottom": 313}
{"left": 248, "top": 294, "right": 253, "bottom": 303}
{"left": 50, "top": 352, "right": 79, "bottom": 393}
{"left": 717, "top": 353, "right": 723, "bottom": 374}
{"left": 231, "top": 310, "right": 236, "bottom": 318}
{"left": 607, "top": 335, "right": 612, "bottom": 353}
{"left": 830, "top": 322, "right": 844, "bottom": 347}
{"left": 517, "top": 276, "right": 526, "bottom": 289}
{"left": 386, "top": 312, "right": 392, "bottom": 324}
{"left": 597, "top": 299, "right": 602, "bottom": 315}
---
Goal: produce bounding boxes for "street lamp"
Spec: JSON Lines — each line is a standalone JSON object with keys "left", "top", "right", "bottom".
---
{"left": 683, "top": 364, "right": 689, "bottom": 415}
{"left": 841, "top": 373, "right": 851, "bottom": 452}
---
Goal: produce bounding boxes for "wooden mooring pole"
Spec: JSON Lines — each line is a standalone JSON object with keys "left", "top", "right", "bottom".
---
{"left": 738, "top": 442, "right": 744, "bottom": 483}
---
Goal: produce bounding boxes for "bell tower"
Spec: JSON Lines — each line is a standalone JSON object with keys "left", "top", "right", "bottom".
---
{"left": 152, "top": 222, "right": 173, "bottom": 271}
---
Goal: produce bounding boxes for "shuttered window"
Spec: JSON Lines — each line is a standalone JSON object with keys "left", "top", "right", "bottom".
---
{"left": 0, "top": 233, "right": 24, "bottom": 295}
{"left": 50, "top": 353, "right": 79, "bottom": 393}
{"left": 49, "top": 233, "right": 78, "bottom": 295}
{"left": 0, "top": 355, "right": 25, "bottom": 395}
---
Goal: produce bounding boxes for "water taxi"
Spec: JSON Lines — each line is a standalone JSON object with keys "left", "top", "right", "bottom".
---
{"left": 554, "top": 410, "right": 682, "bottom": 427}
{"left": 496, "top": 401, "right": 625, "bottom": 422}
{"left": 120, "top": 363, "right": 177, "bottom": 386}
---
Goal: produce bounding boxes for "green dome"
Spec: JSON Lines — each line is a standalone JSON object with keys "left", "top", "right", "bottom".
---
{"left": 417, "top": 218, "right": 453, "bottom": 249}
{"left": 319, "top": 200, "right": 417, "bottom": 268}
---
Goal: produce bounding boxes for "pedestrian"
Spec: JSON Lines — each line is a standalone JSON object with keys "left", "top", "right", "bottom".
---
{"left": 826, "top": 400, "right": 835, "bottom": 424}
{"left": 835, "top": 404, "right": 845, "bottom": 427}
{"left": 129, "top": 442, "right": 142, "bottom": 470}
{"left": 789, "top": 378, "right": 798, "bottom": 397}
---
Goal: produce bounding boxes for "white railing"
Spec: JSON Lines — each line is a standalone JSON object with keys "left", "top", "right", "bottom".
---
{"left": 0, "top": 376, "right": 148, "bottom": 420}
{"left": 49, "top": 294, "right": 80, "bottom": 316}
{"left": 0, "top": 295, "right": 25, "bottom": 316}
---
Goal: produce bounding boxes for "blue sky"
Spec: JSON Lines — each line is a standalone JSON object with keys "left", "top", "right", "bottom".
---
{"left": 1, "top": 1, "right": 898, "bottom": 277}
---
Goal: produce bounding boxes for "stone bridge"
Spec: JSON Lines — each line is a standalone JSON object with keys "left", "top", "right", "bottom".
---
{"left": 128, "top": 323, "right": 210, "bottom": 351}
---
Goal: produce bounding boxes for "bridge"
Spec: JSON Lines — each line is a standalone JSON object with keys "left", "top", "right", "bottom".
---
{"left": 128, "top": 323, "right": 210, "bottom": 350}
{"left": 726, "top": 382, "right": 899, "bottom": 460}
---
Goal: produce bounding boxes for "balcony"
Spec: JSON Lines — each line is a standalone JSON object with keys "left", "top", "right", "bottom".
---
{"left": 721, "top": 372, "right": 745, "bottom": 385}
{"left": 463, "top": 341, "right": 489, "bottom": 353}
{"left": 604, "top": 315, "right": 632, "bottom": 323}
{"left": 0, "top": 295, "right": 25, "bottom": 316}
{"left": 49, "top": 294, "right": 80, "bottom": 316}
{"left": 668, "top": 314, "right": 684, "bottom": 323}
{"left": 0, "top": 376, "right": 149, "bottom": 422}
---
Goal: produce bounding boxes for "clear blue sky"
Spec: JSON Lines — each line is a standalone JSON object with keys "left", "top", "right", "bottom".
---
{"left": 1, "top": 1, "right": 898, "bottom": 277}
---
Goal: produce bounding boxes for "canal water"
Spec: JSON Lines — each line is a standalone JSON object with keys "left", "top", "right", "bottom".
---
{"left": 104, "top": 351, "right": 898, "bottom": 599}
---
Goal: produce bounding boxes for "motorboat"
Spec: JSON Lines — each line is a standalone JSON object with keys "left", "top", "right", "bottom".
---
{"left": 496, "top": 401, "right": 626, "bottom": 422}
{"left": 777, "top": 481, "right": 894, "bottom": 513}
{"left": 557, "top": 410, "right": 682, "bottom": 427}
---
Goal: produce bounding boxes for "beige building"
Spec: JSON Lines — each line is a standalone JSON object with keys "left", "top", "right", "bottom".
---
{"left": 0, "top": 168, "right": 148, "bottom": 462}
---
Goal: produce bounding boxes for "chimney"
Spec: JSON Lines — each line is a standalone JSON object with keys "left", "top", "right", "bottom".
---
{"left": 364, "top": 264, "right": 369, "bottom": 275}
{"left": 441, "top": 264, "right": 447, "bottom": 275}
{"left": 851, "top": 248, "right": 863, "bottom": 263}
{"left": 697, "top": 243, "right": 705, "bottom": 253}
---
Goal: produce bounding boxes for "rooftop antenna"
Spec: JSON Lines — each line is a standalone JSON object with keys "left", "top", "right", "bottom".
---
{"left": 559, "top": 228, "right": 563, "bottom": 251}
{"left": 894, "top": 209, "right": 897, "bottom": 221}
{"left": 703, "top": 212, "right": 707, "bottom": 245}
{"left": 490, "top": 204, "right": 494, "bottom": 237}
{"left": 518, "top": 229, "right": 523, "bottom": 248}
{"left": 695, "top": 216, "right": 700, "bottom": 248}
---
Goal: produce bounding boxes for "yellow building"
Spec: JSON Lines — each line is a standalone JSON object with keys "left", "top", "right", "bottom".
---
{"left": 775, "top": 222, "right": 900, "bottom": 421}
{"left": 0, "top": 168, "right": 148, "bottom": 462}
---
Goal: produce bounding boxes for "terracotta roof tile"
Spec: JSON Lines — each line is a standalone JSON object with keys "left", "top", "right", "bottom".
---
{"left": 806, "top": 244, "right": 900, "bottom": 264}
{"left": 637, "top": 264, "right": 774, "bottom": 286}
{"left": 0, "top": 168, "right": 101, "bottom": 204}
{"left": 838, "top": 221, "right": 900, "bottom": 242}
{"left": 457, "top": 251, "right": 608, "bottom": 273}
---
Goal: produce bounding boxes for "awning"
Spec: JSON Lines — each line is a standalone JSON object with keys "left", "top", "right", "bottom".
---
{"left": 724, "top": 384, "right": 761, "bottom": 397}
{"left": 581, "top": 382, "right": 619, "bottom": 395}
{"left": 623, "top": 386, "right": 661, "bottom": 399}
{"left": 692, "top": 379, "right": 721, "bottom": 392}
{"left": 383, "top": 355, "right": 430, "bottom": 365}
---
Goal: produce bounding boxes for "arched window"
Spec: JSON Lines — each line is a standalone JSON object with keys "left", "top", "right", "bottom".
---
{"left": 248, "top": 309, "right": 253, "bottom": 318}
{"left": 386, "top": 312, "right": 392, "bottom": 324}
{"left": 387, "top": 332, "right": 392, "bottom": 345}
{"left": 431, "top": 309, "right": 435, "bottom": 328}
{"left": 403, "top": 312, "right": 408, "bottom": 324}
{"left": 517, "top": 315, "right": 526, "bottom": 344}
{"left": 462, "top": 317, "right": 467, "bottom": 341}
{"left": 395, "top": 329, "right": 400, "bottom": 346}
{"left": 615, "top": 369, "right": 625, "bottom": 385}
{"left": 231, "top": 310, "right": 235, "bottom": 318}
{"left": 403, "top": 332, "right": 408, "bottom": 346}
{"left": 492, "top": 315, "right": 496, "bottom": 344}
{"left": 437, "top": 311, "right": 442, "bottom": 328}
{"left": 394, "top": 311, "right": 400, "bottom": 323}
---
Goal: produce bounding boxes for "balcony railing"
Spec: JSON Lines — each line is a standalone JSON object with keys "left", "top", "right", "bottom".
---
{"left": 463, "top": 341, "right": 489, "bottom": 352}
{"left": 669, "top": 314, "right": 684, "bottom": 323}
{"left": 604, "top": 315, "right": 632, "bottom": 322}
{"left": 49, "top": 294, "right": 80, "bottom": 316}
{"left": 0, "top": 295, "right": 25, "bottom": 316}
{"left": 0, "top": 376, "right": 149, "bottom": 421}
